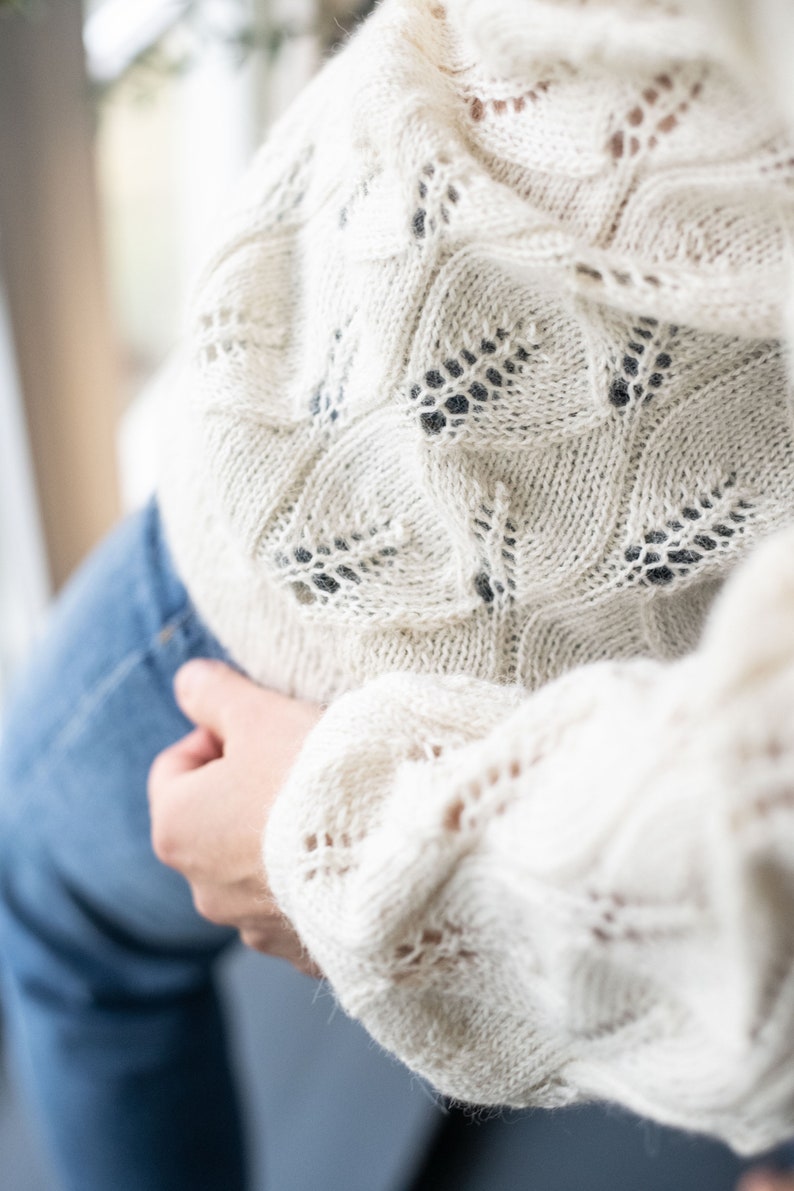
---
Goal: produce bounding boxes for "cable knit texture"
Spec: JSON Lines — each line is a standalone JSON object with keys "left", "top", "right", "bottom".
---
{"left": 159, "top": 0, "right": 794, "bottom": 1152}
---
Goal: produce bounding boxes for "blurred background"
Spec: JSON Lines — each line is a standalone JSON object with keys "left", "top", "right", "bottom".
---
{"left": 0, "top": 0, "right": 373, "bottom": 703}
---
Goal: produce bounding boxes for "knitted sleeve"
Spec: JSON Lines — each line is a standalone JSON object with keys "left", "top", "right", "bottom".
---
{"left": 155, "top": 0, "right": 794, "bottom": 1155}
{"left": 265, "top": 526, "right": 794, "bottom": 1155}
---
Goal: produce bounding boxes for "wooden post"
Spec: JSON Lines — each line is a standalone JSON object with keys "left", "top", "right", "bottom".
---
{"left": 0, "top": 0, "right": 121, "bottom": 589}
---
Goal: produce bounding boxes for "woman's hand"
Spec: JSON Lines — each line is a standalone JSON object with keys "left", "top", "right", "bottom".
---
{"left": 738, "top": 1171, "right": 794, "bottom": 1190}
{"left": 148, "top": 658, "right": 323, "bottom": 975}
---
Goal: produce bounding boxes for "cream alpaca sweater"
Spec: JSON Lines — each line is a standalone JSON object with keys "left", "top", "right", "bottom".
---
{"left": 159, "top": 0, "right": 794, "bottom": 1153}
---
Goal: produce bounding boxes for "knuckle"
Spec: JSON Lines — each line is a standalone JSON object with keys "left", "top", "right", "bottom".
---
{"left": 192, "top": 888, "right": 227, "bottom": 926}
{"left": 148, "top": 740, "right": 179, "bottom": 782}
{"left": 240, "top": 929, "right": 267, "bottom": 953}
{"left": 150, "top": 820, "right": 180, "bottom": 868}
{"left": 146, "top": 756, "right": 165, "bottom": 801}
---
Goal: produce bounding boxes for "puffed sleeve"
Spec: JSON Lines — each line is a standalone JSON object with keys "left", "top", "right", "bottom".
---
{"left": 266, "top": 525, "right": 794, "bottom": 1155}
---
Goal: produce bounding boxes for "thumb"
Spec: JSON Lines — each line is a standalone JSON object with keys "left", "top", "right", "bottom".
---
{"left": 174, "top": 658, "right": 253, "bottom": 739}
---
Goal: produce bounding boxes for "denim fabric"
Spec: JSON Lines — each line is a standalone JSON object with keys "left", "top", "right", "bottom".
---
{"left": 0, "top": 501, "right": 445, "bottom": 1191}
{"left": 0, "top": 499, "right": 790, "bottom": 1191}
{"left": 0, "top": 501, "right": 245, "bottom": 1191}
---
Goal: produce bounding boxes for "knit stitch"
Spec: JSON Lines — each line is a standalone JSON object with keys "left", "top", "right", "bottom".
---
{"left": 159, "top": 0, "right": 794, "bottom": 1152}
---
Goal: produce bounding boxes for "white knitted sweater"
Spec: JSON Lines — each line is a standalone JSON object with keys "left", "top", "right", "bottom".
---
{"left": 160, "top": 0, "right": 794, "bottom": 1153}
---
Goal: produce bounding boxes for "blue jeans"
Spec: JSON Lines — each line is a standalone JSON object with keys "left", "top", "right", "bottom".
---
{"left": 0, "top": 501, "right": 247, "bottom": 1190}
{"left": 0, "top": 500, "right": 789, "bottom": 1191}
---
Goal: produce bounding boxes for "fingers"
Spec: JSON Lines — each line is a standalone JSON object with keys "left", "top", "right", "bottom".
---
{"left": 174, "top": 658, "right": 257, "bottom": 739}
{"left": 149, "top": 725, "right": 222, "bottom": 785}
{"left": 148, "top": 729, "right": 229, "bottom": 871}
{"left": 189, "top": 880, "right": 322, "bottom": 976}
{"left": 191, "top": 877, "right": 276, "bottom": 927}
{"left": 737, "top": 1170, "right": 794, "bottom": 1191}
{"left": 174, "top": 658, "right": 322, "bottom": 747}
{"left": 149, "top": 762, "right": 257, "bottom": 876}
{"left": 239, "top": 925, "right": 323, "bottom": 977}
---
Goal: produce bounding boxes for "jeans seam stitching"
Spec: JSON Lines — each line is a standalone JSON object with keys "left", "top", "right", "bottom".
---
{"left": 21, "top": 606, "right": 198, "bottom": 789}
